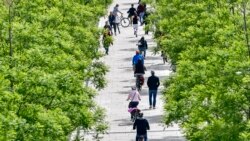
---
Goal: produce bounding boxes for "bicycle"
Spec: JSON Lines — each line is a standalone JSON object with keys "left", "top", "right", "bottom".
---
{"left": 135, "top": 74, "right": 144, "bottom": 91}
{"left": 120, "top": 15, "right": 130, "bottom": 28}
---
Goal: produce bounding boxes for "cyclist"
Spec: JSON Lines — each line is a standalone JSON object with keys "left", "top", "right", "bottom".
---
{"left": 127, "top": 4, "right": 136, "bottom": 25}
{"left": 132, "top": 13, "right": 139, "bottom": 37}
{"left": 127, "top": 86, "right": 141, "bottom": 108}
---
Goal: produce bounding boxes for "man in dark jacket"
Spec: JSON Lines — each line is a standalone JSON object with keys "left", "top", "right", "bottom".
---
{"left": 137, "top": 36, "right": 148, "bottom": 58}
{"left": 133, "top": 113, "right": 150, "bottom": 141}
{"left": 147, "top": 71, "right": 160, "bottom": 109}
{"left": 108, "top": 12, "right": 116, "bottom": 35}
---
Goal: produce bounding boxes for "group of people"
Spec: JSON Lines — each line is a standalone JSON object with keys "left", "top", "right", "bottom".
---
{"left": 103, "top": 2, "right": 159, "bottom": 141}
{"left": 127, "top": 2, "right": 149, "bottom": 36}
{"left": 102, "top": 2, "right": 150, "bottom": 55}
{"left": 129, "top": 40, "right": 160, "bottom": 141}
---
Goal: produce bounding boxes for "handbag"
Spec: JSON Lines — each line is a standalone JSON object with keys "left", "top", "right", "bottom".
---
{"left": 128, "top": 92, "right": 137, "bottom": 108}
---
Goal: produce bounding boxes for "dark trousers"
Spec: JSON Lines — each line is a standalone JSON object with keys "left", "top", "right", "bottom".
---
{"left": 110, "top": 22, "right": 117, "bottom": 35}
{"left": 104, "top": 46, "right": 109, "bottom": 55}
{"left": 139, "top": 49, "right": 146, "bottom": 57}
{"left": 149, "top": 90, "right": 157, "bottom": 107}
{"left": 136, "top": 133, "right": 147, "bottom": 141}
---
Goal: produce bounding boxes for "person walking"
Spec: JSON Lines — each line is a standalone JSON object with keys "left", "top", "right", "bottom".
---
{"left": 133, "top": 112, "right": 150, "bottom": 141}
{"left": 108, "top": 12, "right": 117, "bottom": 35}
{"left": 103, "top": 21, "right": 112, "bottom": 32}
{"left": 147, "top": 71, "right": 160, "bottom": 109}
{"left": 132, "top": 13, "right": 139, "bottom": 37}
{"left": 137, "top": 36, "right": 148, "bottom": 58}
{"left": 137, "top": 2, "right": 145, "bottom": 25}
{"left": 102, "top": 28, "right": 113, "bottom": 55}
{"left": 132, "top": 50, "right": 144, "bottom": 67}
{"left": 114, "top": 14, "right": 121, "bottom": 34}
{"left": 127, "top": 4, "right": 136, "bottom": 25}
{"left": 143, "top": 11, "right": 150, "bottom": 35}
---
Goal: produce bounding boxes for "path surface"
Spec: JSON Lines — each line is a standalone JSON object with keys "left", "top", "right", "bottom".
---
{"left": 96, "top": 0, "right": 186, "bottom": 140}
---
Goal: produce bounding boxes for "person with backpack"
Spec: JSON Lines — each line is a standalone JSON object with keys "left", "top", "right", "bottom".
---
{"left": 132, "top": 50, "right": 144, "bottom": 65}
{"left": 147, "top": 71, "right": 160, "bottom": 109}
{"left": 134, "top": 59, "right": 145, "bottom": 75}
{"left": 133, "top": 112, "right": 150, "bottom": 141}
{"left": 137, "top": 36, "right": 148, "bottom": 58}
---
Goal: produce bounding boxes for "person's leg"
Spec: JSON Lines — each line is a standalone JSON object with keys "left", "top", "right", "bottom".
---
{"left": 116, "top": 23, "right": 120, "bottom": 33}
{"left": 104, "top": 47, "right": 108, "bottom": 55}
{"left": 143, "top": 50, "right": 146, "bottom": 58}
{"left": 110, "top": 24, "right": 113, "bottom": 35}
{"left": 113, "top": 23, "right": 117, "bottom": 35}
{"left": 144, "top": 133, "right": 148, "bottom": 141}
{"left": 139, "top": 49, "right": 143, "bottom": 55}
{"left": 149, "top": 90, "right": 153, "bottom": 108}
{"left": 153, "top": 90, "right": 157, "bottom": 108}
{"left": 136, "top": 134, "right": 139, "bottom": 141}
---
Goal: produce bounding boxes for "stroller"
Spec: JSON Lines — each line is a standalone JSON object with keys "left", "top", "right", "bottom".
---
{"left": 128, "top": 107, "right": 141, "bottom": 122}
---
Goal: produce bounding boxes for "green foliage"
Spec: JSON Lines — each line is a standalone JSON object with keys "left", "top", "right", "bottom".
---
{"left": 0, "top": 0, "right": 112, "bottom": 140}
{"left": 150, "top": 0, "right": 250, "bottom": 140}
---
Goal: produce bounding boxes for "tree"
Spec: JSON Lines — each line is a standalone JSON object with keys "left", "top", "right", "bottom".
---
{"left": 148, "top": 0, "right": 250, "bottom": 140}
{"left": 0, "top": 0, "right": 112, "bottom": 140}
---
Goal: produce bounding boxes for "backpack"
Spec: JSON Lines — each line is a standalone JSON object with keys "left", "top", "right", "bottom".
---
{"left": 139, "top": 76, "right": 144, "bottom": 85}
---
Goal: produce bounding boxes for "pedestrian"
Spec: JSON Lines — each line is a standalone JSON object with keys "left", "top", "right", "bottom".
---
{"left": 137, "top": 2, "right": 145, "bottom": 25}
{"left": 102, "top": 28, "right": 113, "bottom": 55}
{"left": 133, "top": 13, "right": 139, "bottom": 37}
{"left": 134, "top": 59, "right": 145, "bottom": 75}
{"left": 113, "top": 4, "right": 123, "bottom": 16}
{"left": 104, "top": 21, "right": 112, "bottom": 32}
{"left": 147, "top": 71, "right": 160, "bottom": 109}
{"left": 108, "top": 11, "right": 116, "bottom": 35}
{"left": 127, "top": 86, "right": 141, "bottom": 108}
{"left": 127, "top": 4, "right": 136, "bottom": 25}
{"left": 161, "top": 51, "right": 168, "bottom": 64}
{"left": 133, "top": 112, "right": 150, "bottom": 141}
{"left": 132, "top": 50, "right": 144, "bottom": 66}
{"left": 143, "top": 11, "right": 150, "bottom": 35}
{"left": 114, "top": 14, "right": 121, "bottom": 34}
{"left": 137, "top": 36, "right": 148, "bottom": 58}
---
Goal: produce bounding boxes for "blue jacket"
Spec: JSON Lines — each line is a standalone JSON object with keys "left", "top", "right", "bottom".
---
{"left": 108, "top": 15, "right": 115, "bottom": 24}
{"left": 132, "top": 54, "right": 144, "bottom": 65}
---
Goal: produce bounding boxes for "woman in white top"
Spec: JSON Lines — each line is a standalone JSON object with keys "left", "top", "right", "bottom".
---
{"left": 127, "top": 86, "right": 141, "bottom": 108}
{"left": 115, "top": 15, "right": 120, "bottom": 34}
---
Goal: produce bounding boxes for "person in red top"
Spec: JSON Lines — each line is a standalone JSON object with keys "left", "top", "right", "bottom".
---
{"left": 137, "top": 2, "right": 145, "bottom": 25}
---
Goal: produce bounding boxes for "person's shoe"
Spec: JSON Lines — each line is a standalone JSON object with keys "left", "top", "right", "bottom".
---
{"left": 149, "top": 106, "right": 152, "bottom": 109}
{"left": 153, "top": 107, "right": 156, "bottom": 109}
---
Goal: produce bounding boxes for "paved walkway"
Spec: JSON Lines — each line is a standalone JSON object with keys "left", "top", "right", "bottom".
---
{"left": 96, "top": 0, "right": 186, "bottom": 140}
